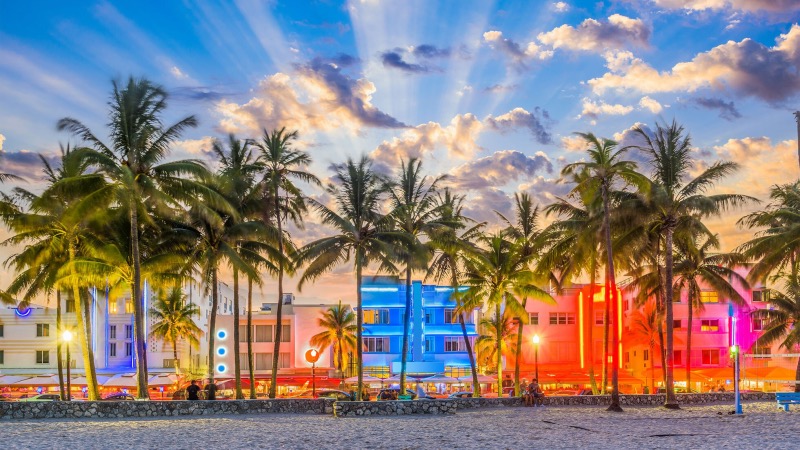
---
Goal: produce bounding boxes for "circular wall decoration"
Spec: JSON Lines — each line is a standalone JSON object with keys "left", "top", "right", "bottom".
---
{"left": 15, "top": 301, "right": 32, "bottom": 317}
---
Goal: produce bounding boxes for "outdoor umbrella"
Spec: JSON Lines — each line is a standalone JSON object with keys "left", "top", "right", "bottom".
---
{"left": 344, "top": 375, "right": 383, "bottom": 383}
{"left": 148, "top": 373, "right": 178, "bottom": 386}
{"left": 422, "top": 375, "right": 459, "bottom": 384}
{"left": 12, "top": 374, "right": 60, "bottom": 386}
{"left": 0, "top": 375, "right": 31, "bottom": 386}
{"left": 102, "top": 373, "right": 138, "bottom": 388}
{"left": 71, "top": 375, "right": 111, "bottom": 386}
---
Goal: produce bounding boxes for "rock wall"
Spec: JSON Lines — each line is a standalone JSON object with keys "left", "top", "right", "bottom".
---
{"left": 0, "top": 398, "right": 335, "bottom": 420}
{"left": 542, "top": 392, "right": 776, "bottom": 407}
{"left": 333, "top": 400, "right": 457, "bottom": 417}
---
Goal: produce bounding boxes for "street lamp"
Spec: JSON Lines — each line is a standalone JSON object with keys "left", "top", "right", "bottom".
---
{"left": 532, "top": 334, "right": 540, "bottom": 381}
{"left": 63, "top": 330, "right": 73, "bottom": 401}
{"left": 305, "top": 349, "right": 321, "bottom": 398}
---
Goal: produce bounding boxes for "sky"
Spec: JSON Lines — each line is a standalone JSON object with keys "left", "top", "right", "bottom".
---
{"left": 2, "top": 0, "right": 800, "bottom": 305}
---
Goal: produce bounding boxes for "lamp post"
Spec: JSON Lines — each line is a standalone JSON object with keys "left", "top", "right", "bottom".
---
{"left": 533, "top": 334, "right": 540, "bottom": 381}
{"left": 305, "top": 349, "right": 320, "bottom": 398}
{"left": 729, "top": 303, "right": 742, "bottom": 415}
{"left": 63, "top": 330, "right": 73, "bottom": 401}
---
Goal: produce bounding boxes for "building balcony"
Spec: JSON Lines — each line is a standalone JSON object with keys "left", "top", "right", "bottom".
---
{"left": 422, "top": 324, "right": 477, "bottom": 335}
{"left": 361, "top": 325, "right": 406, "bottom": 336}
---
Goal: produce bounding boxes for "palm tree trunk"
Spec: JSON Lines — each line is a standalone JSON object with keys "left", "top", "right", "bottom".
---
{"left": 649, "top": 342, "right": 655, "bottom": 393}
{"left": 460, "top": 312, "right": 480, "bottom": 397}
{"left": 208, "top": 267, "right": 219, "bottom": 393}
{"left": 514, "top": 299, "right": 527, "bottom": 396}
{"left": 233, "top": 267, "right": 243, "bottom": 399}
{"left": 356, "top": 253, "right": 364, "bottom": 401}
{"left": 588, "top": 258, "right": 598, "bottom": 394}
{"left": 130, "top": 205, "right": 149, "bottom": 399}
{"left": 686, "top": 285, "right": 693, "bottom": 393}
{"left": 399, "top": 258, "right": 412, "bottom": 393}
{"left": 496, "top": 303, "right": 503, "bottom": 397}
{"left": 173, "top": 339, "right": 179, "bottom": 374}
{"left": 247, "top": 277, "right": 256, "bottom": 399}
{"left": 664, "top": 226, "right": 679, "bottom": 408}
{"left": 56, "top": 290, "right": 66, "bottom": 401}
{"left": 269, "top": 197, "right": 285, "bottom": 399}
{"left": 794, "top": 356, "right": 800, "bottom": 393}
{"left": 602, "top": 185, "right": 622, "bottom": 412}
{"left": 72, "top": 287, "right": 99, "bottom": 400}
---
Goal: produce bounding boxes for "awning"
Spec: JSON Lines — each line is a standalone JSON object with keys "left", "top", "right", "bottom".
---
{"left": 11, "top": 374, "right": 60, "bottom": 386}
{"left": 344, "top": 375, "right": 384, "bottom": 383}
{"left": 0, "top": 375, "right": 31, "bottom": 386}
{"left": 71, "top": 375, "right": 111, "bottom": 386}
{"left": 421, "top": 375, "right": 460, "bottom": 384}
{"left": 148, "top": 374, "right": 178, "bottom": 387}
{"left": 103, "top": 373, "right": 138, "bottom": 388}
{"left": 743, "top": 366, "right": 796, "bottom": 381}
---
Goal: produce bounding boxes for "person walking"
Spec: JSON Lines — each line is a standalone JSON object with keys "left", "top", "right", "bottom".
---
{"left": 186, "top": 380, "right": 200, "bottom": 401}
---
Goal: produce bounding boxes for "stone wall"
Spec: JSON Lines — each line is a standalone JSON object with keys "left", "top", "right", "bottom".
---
{"left": 0, "top": 398, "right": 335, "bottom": 420}
{"left": 541, "top": 392, "right": 776, "bottom": 407}
{"left": 333, "top": 400, "right": 456, "bottom": 417}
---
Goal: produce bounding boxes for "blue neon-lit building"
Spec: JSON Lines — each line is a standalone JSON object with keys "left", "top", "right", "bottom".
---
{"left": 359, "top": 276, "right": 478, "bottom": 377}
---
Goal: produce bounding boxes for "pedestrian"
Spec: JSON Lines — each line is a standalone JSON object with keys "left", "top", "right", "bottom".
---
{"left": 186, "top": 380, "right": 200, "bottom": 401}
{"left": 204, "top": 381, "right": 218, "bottom": 400}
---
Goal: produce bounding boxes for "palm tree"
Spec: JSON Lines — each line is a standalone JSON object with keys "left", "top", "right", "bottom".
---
{"left": 632, "top": 120, "right": 754, "bottom": 408}
{"left": 253, "top": 127, "right": 320, "bottom": 399}
{"left": 462, "top": 231, "right": 554, "bottom": 396}
{"left": 497, "top": 193, "right": 547, "bottom": 396}
{"left": 309, "top": 300, "right": 357, "bottom": 379}
{"left": 475, "top": 308, "right": 518, "bottom": 392}
{"left": 386, "top": 158, "right": 445, "bottom": 391}
{"left": 672, "top": 233, "right": 747, "bottom": 390}
{"left": 148, "top": 287, "right": 202, "bottom": 373}
{"left": 629, "top": 300, "right": 662, "bottom": 393}
{"left": 751, "top": 276, "right": 800, "bottom": 392}
{"left": 562, "top": 132, "right": 647, "bottom": 411}
{"left": 427, "top": 189, "right": 485, "bottom": 396}
{"left": 2, "top": 147, "right": 107, "bottom": 400}
{"left": 58, "top": 77, "right": 209, "bottom": 398}
{"left": 297, "top": 156, "right": 398, "bottom": 401}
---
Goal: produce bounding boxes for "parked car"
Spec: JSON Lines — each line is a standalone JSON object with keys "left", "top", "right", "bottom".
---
{"left": 17, "top": 394, "right": 61, "bottom": 402}
{"left": 288, "top": 389, "right": 355, "bottom": 401}
{"left": 655, "top": 387, "right": 699, "bottom": 394}
{"left": 448, "top": 391, "right": 474, "bottom": 398}
{"left": 102, "top": 393, "right": 136, "bottom": 401}
{"left": 550, "top": 389, "right": 594, "bottom": 396}
{"left": 377, "top": 388, "right": 418, "bottom": 400}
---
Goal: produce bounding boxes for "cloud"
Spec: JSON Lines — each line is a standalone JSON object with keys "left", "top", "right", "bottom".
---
{"left": 589, "top": 25, "right": 800, "bottom": 103}
{"left": 171, "top": 86, "right": 230, "bottom": 102}
{"left": 170, "top": 66, "right": 190, "bottom": 80}
{"left": 461, "top": 188, "right": 514, "bottom": 224}
{"left": 712, "top": 136, "right": 796, "bottom": 198}
{"left": 538, "top": 14, "right": 650, "bottom": 52}
{"left": 483, "top": 83, "right": 518, "bottom": 93}
{"left": 519, "top": 175, "right": 573, "bottom": 206}
{"left": 216, "top": 57, "right": 406, "bottom": 135}
{"left": 412, "top": 44, "right": 451, "bottom": 59}
{"left": 638, "top": 96, "right": 663, "bottom": 114}
{"left": 370, "top": 114, "right": 484, "bottom": 172}
{"left": 691, "top": 97, "right": 741, "bottom": 120}
{"left": 484, "top": 107, "right": 554, "bottom": 144}
{"left": 380, "top": 51, "right": 430, "bottom": 73}
{"left": 482, "top": 30, "right": 553, "bottom": 70}
{"left": 652, "top": 0, "right": 800, "bottom": 13}
{"left": 1, "top": 150, "right": 58, "bottom": 179}
{"left": 0, "top": 133, "right": 5, "bottom": 151}
{"left": 580, "top": 98, "right": 634, "bottom": 119}
{"left": 447, "top": 150, "right": 553, "bottom": 190}
{"left": 457, "top": 85, "right": 474, "bottom": 96}
{"left": 561, "top": 135, "right": 588, "bottom": 152}
{"left": 553, "top": 2, "right": 570, "bottom": 12}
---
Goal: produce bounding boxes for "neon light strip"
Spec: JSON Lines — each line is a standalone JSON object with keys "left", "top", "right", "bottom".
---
{"left": 578, "top": 292, "right": 585, "bottom": 369}
{"left": 618, "top": 289, "right": 623, "bottom": 369}
{"left": 91, "top": 287, "right": 97, "bottom": 354}
{"left": 360, "top": 287, "right": 399, "bottom": 292}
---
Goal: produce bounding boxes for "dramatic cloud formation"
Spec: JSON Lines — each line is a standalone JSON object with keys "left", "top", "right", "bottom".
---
{"left": 580, "top": 98, "right": 634, "bottom": 119}
{"left": 589, "top": 25, "right": 800, "bottom": 102}
{"left": 638, "top": 96, "right": 663, "bottom": 114}
{"left": 448, "top": 150, "right": 553, "bottom": 190}
{"left": 216, "top": 57, "right": 406, "bottom": 134}
{"left": 692, "top": 97, "right": 741, "bottom": 120}
{"left": 560, "top": 135, "right": 587, "bottom": 152}
{"left": 538, "top": 14, "right": 650, "bottom": 52}
{"left": 1, "top": 150, "right": 58, "bottom": 179}
{"left": 484, "top": 107, "right": 553, "bottom": 144}
{"left": 380, "top": 44, "right": 453, "bottom": 73}
{"left": 652, "top": 0, "right": 800, "bottom": 13}
{"left": 381, "top": 50, "right": 430, "bottom": 73}
{"left": 482, "top": 30, "right": 553, "bottom": 70}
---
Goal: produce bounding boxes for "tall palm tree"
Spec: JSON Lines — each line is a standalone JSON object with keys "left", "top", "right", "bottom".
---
{"left": 462, "top": 231, "right": 554, "bottom": 396}
{"left": 629, "top": 300, "right": 662, "bottom": 393}
{"left": 751, "top": 276, "right": 800, "bottom": 392}
{"left": 632, "top": 120, "right": 754, "bottom": 408}
{"left": 309, "top": 300, "right": 358, "bottom": 379}
{"left": 497, "top": 193, "right": 547, "bottom": 396}
{"left": 58, "top": 77, "right": 209, "bottom": 398}
{"left": 149, "top": 287, "right": 202, "bottom": 373}
{"left": 672, "top": 233, "right": 747, "bottom": 389}
{"left": 475, "top": 308, "right": 518, "bottom": 391}
{"left": 297, "top": 156, "right": 398, "bottom": 401}
{"left": 386, "top": 158, "right": 445, "bottom": 390}
{"left": 562, "top": 132, "right": 647, "bottom": 411}
{"left": 427, "top": 189, "right": 485, "bottom": 396}
{"left": 253, "top": 127, "right": 320, "bottom": 399}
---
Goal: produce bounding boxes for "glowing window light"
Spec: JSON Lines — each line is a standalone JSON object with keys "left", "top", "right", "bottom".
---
{"left": 217, "top": 329, "right": 227, "bottom": 340}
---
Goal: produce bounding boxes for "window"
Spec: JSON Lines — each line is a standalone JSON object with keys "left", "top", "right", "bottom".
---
{"left": 364, "top": 309, "right": 390, "bottom": 325}
{"left": 255, "top": 325, "right": 273, "bottom": 342}
{"left": 701, "top": 349, "right": 720, "bottom": 365}
{"left": 624, "top": 352, "right": 630, "bottom": 364}
{"left": 753, "top": 347, "right": 772, "bottom": 356}
{"left": 109, "top": 343, "right": 117, "bottom": 357}
{"left": 125, "top": 325, "right": 133, "bottom": 339}
{"left": 36, "top": 350, "right": 49, "bottom": 364}
{"left": 0, "top": 324, "right": 3, "bottom": 337}
{"left": 700, "top": 319, "right": 720, "bottom": 332}
{"left": 281, "top": 324, "right": 291, "bottom": 342}
{"left": 444, "top": 309, "right": 456, "bottom": 324}
{"left": 364, "top": 337, "right": 390, "bottom": 353}
{"left": 163, "top": 359, "right": 179, "bottom": 368}
{"left": 752, "top": 290, "right": 767, "bottom": 302}
{"left": 643, "top": 349, "right": 650, "bottom": 361}
{"left": 672, "top": 350, "right": 683, "bottom": 365}
{"left": 66, "top": 301, "right": 75, "bottom": 313}
{"left": 125, "top": 299, "right": 134, "bottom": 314}
{"left": 424, "top": 337, "right": 434, "bottom": 352}
{"left": 673, "top": 319, "right": 682, "bottom": 329}
{"left": 278, "top": 352, "right": 290, "bottom": 369}
{"left": 255, "top": 353, "right": 271, "bottom": 370}
{"left": 125, "top": 342, "right": 133, "bottom": 357}
{"left": 239, "top": 325, "right": 248, "bottom": 342}
{"left": 36, "top": 323, "right": 50, "bottom": 337}
{"left": 444, "top": 336, "right": 471, "bottom": 352}
{"left": 529, "top": 313, "right": 539, "bottom": 325}
{"left": 752, "top": 317, "right": 767, "bottom": 331}
{"left": 0, "top": 350, "right": 3, "bottom": 364}
{"left": 424, "top": 311, "right": 432, "bottom": 324}
{"left": 699, "top": 291, "right": 719, "bottom": 304}
{"left": 549, "top": 312, "right": 576, "bottom": 325}
{"left": 595, "top": 311, "right": 604, "bottom": 326}
{"left": 108, "top": 300, "right": 118, "bottom": 314}
{"left": 109, "top": 325, "right": 117, "bottom": 340}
